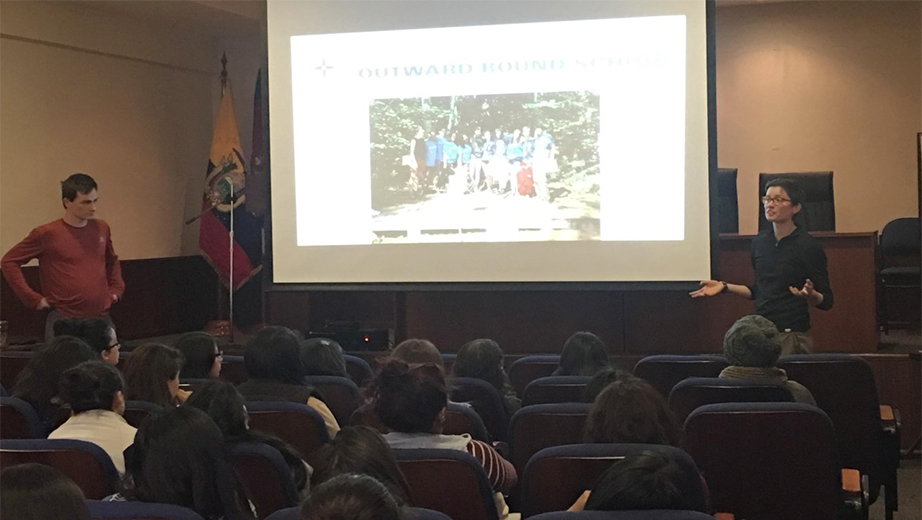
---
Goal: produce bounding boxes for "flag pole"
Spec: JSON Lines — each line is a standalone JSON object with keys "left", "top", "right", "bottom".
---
{"left": 221, "top": 52, "right": 236, "bottom": 346}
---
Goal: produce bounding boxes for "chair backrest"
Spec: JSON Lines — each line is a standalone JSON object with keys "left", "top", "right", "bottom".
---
{"left": 717, "top": 167, "right": 740, "bottom": 234}
{"left": 508, "top": 355, "right": 561, "bottom": 396}
{"left": 0, "top": 350, "right": 34, "bottom": 390}
{"left": 521, "top": 444, "right": 706, "bottom": 518}
{"left": 220, "top": 355, "right": 248, "bottom": 384}
{"left": 123, "top": 400, "right": 163, "bottom": 429}
{"left": 450, "top": 377, "right": 509, "bottom": 442}
{"left": 349, "top": 401, "right": 490, "bottom": 442}
{"left": 441, "top": 353, "right": 457, "bottom": 372}
{"left": 245, "top": 401, "right": 330, "bottom": 461}
{"left": 0, "top": 396, "right": 47, "bottom": 438}
{"left": 632, "top": 355, "right": 729, "bottom": 398}
{"left": 528, "top": 512, "right": 716, "bottom": 520}
{"left": 0, "top": 383, "right": 8, "bottom": 397}
{"left": 343, "top": 354, "right": 374, "bottom": 387}
{"left": 522, "top": 376, "right": 590, "bottom": 406}
{"left": 86, "top": 500, "right": 206, "bottom": 520}
{"left": 0, "top": 439, "right": 119, "bottom": 499}
{"left": 394, "top": 448, "right": 500, "bottom": 520}
{"left": 881, "top": 217, "right": 921, "bottom": 258}
{"left": 667, "top": 377, "right": 794, "bottom": 425}
{"left": 303, "top": 375, "right": 361, "bottom": 426}
{"left": 510, "top": 403, "right": 591, "bottom": 474}
{"left": 229, "top": 442, "right": 299, "bottom": 519}
{"left": 776, "top": 354, "right": 882, "bottom": 496}
{"left": 403, "top": 507, "right": 455, "bottom": 520}
{"left": 684, "top": 403, "right": 843, "bottom": 520}
{"left": 758, "top": 172, "right": 835, "bottom": 232}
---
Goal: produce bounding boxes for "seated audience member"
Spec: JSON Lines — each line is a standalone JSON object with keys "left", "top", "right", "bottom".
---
{"left": 585, "top": 378, "right": 683, "bottom": 447}
{"left": 123, "top": 343, "right": 189, "bottom": 408}
{"left": 583, "top": 366, "right": 633, "bottom": 403}
{"left": 569, "top": 451, "right": 708, "bottom": 512}
{"left": 311, "top": 425, "right": 412, "bottom": 505}
{"left": 300, "top": 338, "right": 348, "bottom": 377}
{"left": 370, "top": 359, "right": 517, "bottom": 517}
{"left": 301, "top": 474, "right": 400, "bottom": 520}
{"left": 451, "top": 338, "right": 521, "bottom": 414}
{"left": 174, "top": 331, "right": 222, "bottom": 380}
{"left": 554, "top": 331, "right": 611, "bottom": 376}
{"left": 49, "top": 361, "right": 136, "bottom": 474}
{"left": 110, "top": 406, "right": 255, "bottom": 520}
{"left": 53, "top": 317, "right": 121, "bottom": 365}
{"left": 390, "top": 338, "right": 443, "bottom": 366}
{"left": 720, "top": 315, "right": 817, "bottom": 405}
{"left": 1, "top": 463, "right": 92, "bottom": 520}
{"left": 185, "top": 381, "right": 311, "bottom": 498}
{"left": 237, "top": 326, "right": 340, "bottom": 437}
{"left": 13, "top": 336, "right": 96, "bottom": 429}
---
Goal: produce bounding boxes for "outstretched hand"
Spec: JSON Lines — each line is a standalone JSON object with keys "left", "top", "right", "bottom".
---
{"left": 690, "top": 280, "right": 722, "bottom": 298}
{"left": 790, "top": 279, "right": 823, "bottom": 306}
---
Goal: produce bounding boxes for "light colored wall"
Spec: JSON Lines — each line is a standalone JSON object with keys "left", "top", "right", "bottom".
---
{"left": 715, "top": 1, "right": 922, "bottom": 234}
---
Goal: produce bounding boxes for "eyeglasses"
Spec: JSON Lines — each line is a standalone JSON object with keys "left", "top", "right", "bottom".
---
{"left": 761, "top": 196, "right": 792, "bottom": 205}
{"left": 108, "top": 342, "right": 121, "bottom": 351}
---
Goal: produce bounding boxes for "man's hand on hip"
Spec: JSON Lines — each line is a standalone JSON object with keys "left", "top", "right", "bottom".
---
{"left": 36, "top": 297, "right": 50, "bottom": 310}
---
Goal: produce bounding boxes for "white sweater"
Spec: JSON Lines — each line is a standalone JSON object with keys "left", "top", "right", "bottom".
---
{"left": 48, "top": 410, "right": 136, "bottom": 474}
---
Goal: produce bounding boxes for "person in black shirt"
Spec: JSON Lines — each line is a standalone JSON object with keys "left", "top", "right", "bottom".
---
{"left": 691, "top": 178, "right": 833, "bottom": 354}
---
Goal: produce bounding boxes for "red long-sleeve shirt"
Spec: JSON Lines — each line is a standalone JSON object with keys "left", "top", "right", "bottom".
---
{"left": 1, "top": 219, "right": 125, "bottom": 318}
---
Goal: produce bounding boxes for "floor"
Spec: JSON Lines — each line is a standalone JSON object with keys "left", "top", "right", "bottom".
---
{"left": 871, "top": 457, "right": 922, "bottom": 520}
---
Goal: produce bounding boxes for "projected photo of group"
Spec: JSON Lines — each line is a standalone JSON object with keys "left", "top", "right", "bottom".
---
{"left": 369, "top": 90, "right": 601, "bottom": 244}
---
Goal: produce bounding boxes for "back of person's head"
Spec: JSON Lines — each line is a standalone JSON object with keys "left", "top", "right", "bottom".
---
{"left": 13, "top": 336, "right": 96, "bottom": 409}
{"left": 585, "top": 451, "right": 708, "bottom": 512}
{"left": 452, "top": 338, "right": 511, "bottom": 393}
{"left": 300, "top": 338, "right": 348, "bottom": 377}
{"left": 124, "top": 406, "right": 252, "bottom": 520}
{"left": 53, "top": 318, "right": 115, "bottom": 358}
{"left": 61, "top": 172, "right": 97, "bottom": 201}
{"left": 556, "top": 332, "right": 609, "bottom": 376}
{"left": 300, "top": 474, "right": 400, "bottom": 520}
{"left": 59, "top": 361, "right": 125, "bottom": 414}
{"left": 585, "top": 378, "right": 682, "bottom": 447}
{"left": 0, "top": 463, "right": 91, "bottom": 520}
{"left": 369, "top": 359, "right": 448, "bottom": 433}
{"left": 584, "top": 366, "right": 633, "bottom": 403}
{"left": 723, "top": 315, "right": 782, "bottom": 368}
{"left": 184, "top": 380, "right": 249, "bottom": 437}
{"left": 245, "top": 326, "right": 303, "bottom": 384}
{"left": 174, "top": 332, "right": 221, "bottom": 379}
{"left": 311, "top": 426, "right": 411, "bottom": 505}
{"left": 391, "top": 339, "right": 442, "bottom": 366}
{"left": 123, "top": 343, "right": 184, "bottom": 408}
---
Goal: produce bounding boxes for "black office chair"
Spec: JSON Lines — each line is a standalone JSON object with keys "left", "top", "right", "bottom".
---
{"left": 758, "top": 172, "right": 835, "bottom": 232}
{"left": 879, "top": 217, "right": 921, "bottom": 331}
{"left": 717, "top": 168, "right": 739, "bottom": 234}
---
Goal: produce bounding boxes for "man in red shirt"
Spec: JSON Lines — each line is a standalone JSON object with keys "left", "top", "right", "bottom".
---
{"left": 2, "top": 173, "right": 125, "bottom": 340}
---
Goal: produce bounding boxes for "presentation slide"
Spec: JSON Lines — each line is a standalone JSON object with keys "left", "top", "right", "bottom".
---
{"left": 268, "top": 1, "right": 711, "bottom": 284}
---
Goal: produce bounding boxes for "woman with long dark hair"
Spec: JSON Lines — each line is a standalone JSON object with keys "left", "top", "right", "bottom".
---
{"left": 584, "top": 378, "right": 683, "bottom": 447}
{"left": 174, "top": 331, "right": 222, "bottom": 380}
{"left": 13, "top": 335, "right": 96, "bottom": 428}
{"left": 451, "top": 338, "right": 520, "bottom": 414}
{"left": 554, "top": 331, "right": 611, "bottom": 376}
{"left": 122, "top": 343, "right": 187, "bottom": 408}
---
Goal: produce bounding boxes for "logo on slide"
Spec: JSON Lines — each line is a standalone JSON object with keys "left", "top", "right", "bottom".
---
{"left": 315, "top": 59, "right": 334, "bottom": 77}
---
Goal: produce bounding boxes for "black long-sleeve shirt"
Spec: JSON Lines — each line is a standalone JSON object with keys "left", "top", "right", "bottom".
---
{"left": 748, "top": 227, "right": 834, "bottom": 332}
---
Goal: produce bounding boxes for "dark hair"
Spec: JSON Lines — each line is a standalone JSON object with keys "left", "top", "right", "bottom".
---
{"left": 123, "top": 343, "right": 184, "bottom": 408}
{"left": 555, "top": 332, "right": 610, "bottom": 376}
{"left": 585, "top": 378, "right": 683, "bottom": 447}
{"left": 585, "top": 451, "right": 708, "bottom": 512}
{"left": 61, "top": 173, "right": 97, "bottom": 201}
{"left": 245, "top": 326, "right": 303, "bottom": 384}
{"left": 122, "top": 407, "right": 254, "bottom": 520}
{"left": 13, "top": 336, "right": 96, "bottom": 423}
{"left": 311, "top": 426, "right": 412, "bottom": 505}
{"left": 300, "top": 474, "right": 400, "bottom": 520}
{"left": 765, "top": 178, "right": 806, "bottom": 206}
{"left": 369, "top": 359, "right": 447, "bottom": 433}
{"left": 452, "top": 338, "right": 515, "bottom": 398}
{"left": 53, "top": 318, "right": 115, "bottom": 356}
{"left": 391, "top": 339, "right": 442, "bottom": 366}
{"left": 584, "top": 367, "right": 634, "bottom": 403}
{"left": 175, "top": 332, "right": 219, "bottom": 379}
{"left": 58, "top": 361, "right": 124, "bottom": 413}
{"left": 300, "top": 338, "right": 348, "bottom": 377}
{"left": 0, "top": 463, "right": 91, "bottom": 520}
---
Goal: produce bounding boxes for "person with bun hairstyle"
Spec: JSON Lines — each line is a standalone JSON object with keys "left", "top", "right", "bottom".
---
{"left": 13, "top": 335, "right": 96, "bottom": 429}
{"left": 49, "top": 361, "right": 136, "bottom": 473}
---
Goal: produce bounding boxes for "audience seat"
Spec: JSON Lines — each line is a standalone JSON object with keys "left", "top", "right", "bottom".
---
{"left": 522, "top": 376, "right": 590, "bottom": 406}
{"left": 667, "top": 377, "right": 794, "bottom": 424}
{"left": 508, "top": 355, "right": 561, "bottom": 397}
{"left": 441, "top": 353, "right": 457, "bottom": 372}
{"left": 349, "top": 402, "right": 491, "bottom": 442}
{"left": 245, "top": 401, "right": 330, "bottom": 461}
{"left": 343, "top": 354, "right": 374, "bottom": 387}
{"left": 229, "top": 442, "right": 299, "bottom": 519}
{"left": 264, "top": 507, "right": 452, "bottom": 520}
{"left": 220, "top": 355, "right": 247, "bottom": 384}
{"left": 123, "top": 400, "right": 162, "bottom": 429}
{"left": 0, "top": 350, "right": 34, "bottom": 389}
{"left": 86, "top": 500, "right": 206, "bottom": 520}
{"left": 778, "top": 354, "right": 899, "bottom": 517}
{"left": 303, "top": 375, "right": 361, "bottom": 427}
{"left": 0, "top": 396, "right": 46, "bottom": 438}
{"left": 521, "top": 443, "right": 705, "bottom": 518}
{"left": 528, "top": 512, "right": 716, "bottom": 520}
{"left": 0, "top": 439, "right": 118, "bottom": 499}
{"left": 393, "top": 448, "right": 500, "bottom": 520}
{"left": 632, "top": 355, "right": 728, "bottom": 398}
{"left": 178, "top": 378, "right": 212, "bottom": 393}
{"left": 0, "top": 383, "right": 7, "bottom": 397}
{"left": 509, "top": 403, "right": 591, "bottom": 474}
{"left": 450, "top": 377, "right": 509, "bottom": 442}
{"left": 684, "top": 402, "right": 866, "bottom": 520}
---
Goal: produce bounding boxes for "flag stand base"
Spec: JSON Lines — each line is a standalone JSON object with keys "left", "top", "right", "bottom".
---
{"left": 203, "top": 320, "right": 242, "bottom": 341}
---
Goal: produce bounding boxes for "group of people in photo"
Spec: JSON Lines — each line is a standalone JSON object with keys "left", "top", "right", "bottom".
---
{"left": 405, "top": 124, "right": 557, "bottom": 201}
